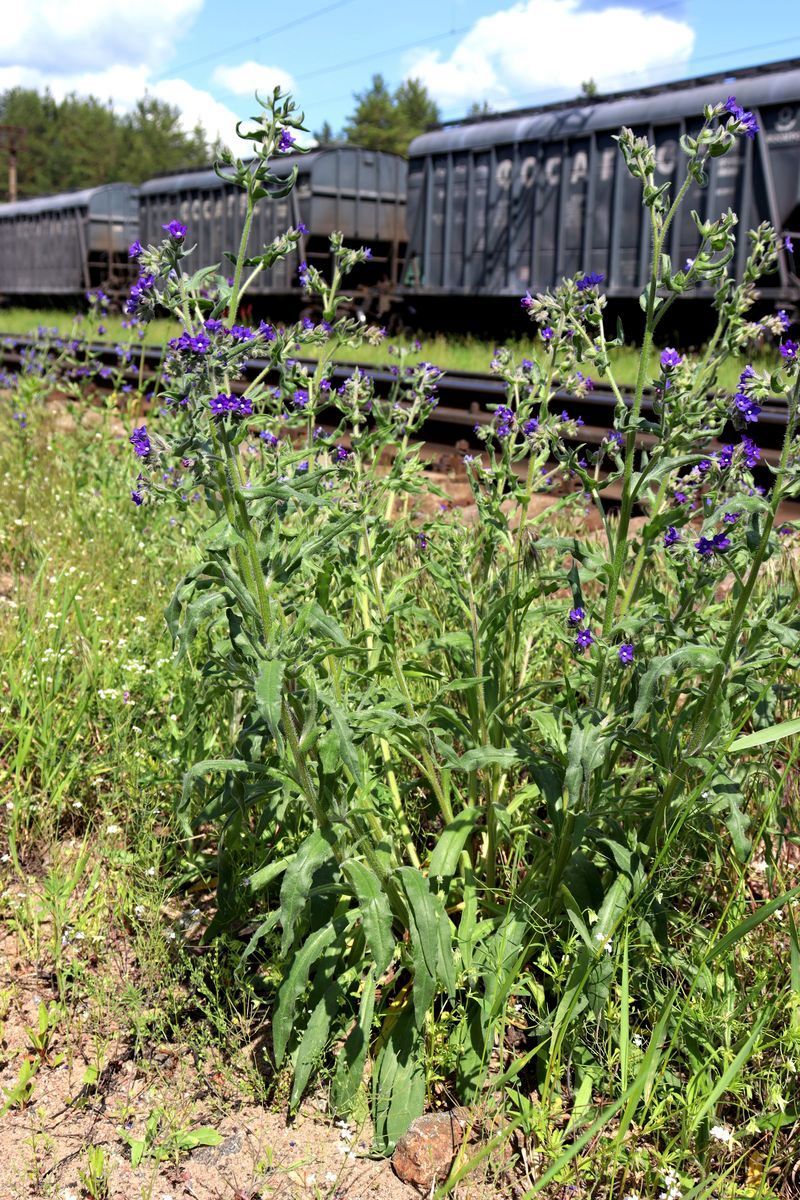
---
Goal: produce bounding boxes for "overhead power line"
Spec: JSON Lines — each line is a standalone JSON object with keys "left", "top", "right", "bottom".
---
{"left": 163, "top": 0, "right": 359, "bottom": 75}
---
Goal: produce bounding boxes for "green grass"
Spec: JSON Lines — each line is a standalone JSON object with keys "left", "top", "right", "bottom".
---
{"left": 0, "top": 305, "right": 776, "bottom": 392}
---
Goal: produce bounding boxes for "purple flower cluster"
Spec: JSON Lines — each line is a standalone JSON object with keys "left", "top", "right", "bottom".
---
{"left": 576, "top": 272, "right": 604, "bottom": 292}
{"left": 259, "top": 430, "right": 279, "bottom": 447}
{"left": 695, "top": 532, "right": 732, "bottom": 557}
{"left": 125, "top": 273, "right": 155, "bottom": 316}
{"left": 741, "top": 435, "right": 760, "bottom": 468}
{"left": 129, "top": 425, "right": 151, "bottom": 459}
{"left": 169, "top": 330, "right": 210, "bottom": 355}
{"left": 732, "top": 364, "right": 761, "bottom": 423}
{"left": 495, "top": 405, "right": 515, "bottom": 438}
{"left": 724, "top": 96, "right": 759, "bottom": 139}
{"left": 209, "top": 393, "right": 253, "bottom": 417}
{"left": 228, "top": 324, "right": 255, "bottom": 343}
{"left": 522, "top": 417, "right": 539, "bottom": 437}
{"left": 278, "top": 129, "right": 296, "bottom": 152}
{"left": 128, "top": 240, "right": 142, "bottom": 259}
{"left": 664, "top": 525, "right": 681, "bottom": 546}
{"left": 162, "top": 220, "right": 187, "bottom": 240}
{"left": 298, "top": 261, "right": 311, "bottom": 288}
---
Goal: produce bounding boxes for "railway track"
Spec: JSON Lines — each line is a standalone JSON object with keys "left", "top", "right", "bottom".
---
{"left": 1, "top": 333, "right": 795, "bottom": 512}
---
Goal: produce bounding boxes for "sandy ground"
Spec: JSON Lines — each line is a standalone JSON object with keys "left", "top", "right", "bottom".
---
{"left": 0, "top": 920, "right": 506, "bottom": 1200}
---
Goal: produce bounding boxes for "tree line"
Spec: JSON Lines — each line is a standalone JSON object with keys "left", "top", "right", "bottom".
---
{"left": 0, "top": 74, "right": 446, "bottom": 202}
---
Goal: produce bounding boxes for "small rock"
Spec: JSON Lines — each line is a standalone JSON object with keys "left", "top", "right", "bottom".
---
{"left": 391, "top": 1108, "right": 469, "bottom": 1192}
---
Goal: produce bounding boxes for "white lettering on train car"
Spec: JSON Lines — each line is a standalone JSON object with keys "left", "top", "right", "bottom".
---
{"left": 521, "top": 157, "right": 538, "bottom": 187}
{"left": 545, "top": 157, "right": 561, "bottom": 185}
{"left": 495, "top": 160, "right": 513, "bottom": 189}
{"left": 776, "top": 106, "right": 798, "bottom": 132}
{"left": 655, "top": 140, "right": 677, "bottom": 175}
{"left": 570, "top": 151, "right": 588, "bottom": 184}
{"left": 600, "top": 148, "right": 616, "bottom": 181}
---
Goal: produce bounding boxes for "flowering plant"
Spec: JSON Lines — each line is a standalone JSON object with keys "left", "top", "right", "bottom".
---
{"left": 124, "top": 87, "right": 800, "bottom": 1157}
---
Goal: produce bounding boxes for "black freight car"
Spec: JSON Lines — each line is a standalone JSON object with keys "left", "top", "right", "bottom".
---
{"left": 0, "top": 184, "right": 139, "bottom": 300}
{"left": 138, "top": 147, "right": 407, "bottom": 319}
{"left": 403, "top": 58, "right": 800, "bottom": 332}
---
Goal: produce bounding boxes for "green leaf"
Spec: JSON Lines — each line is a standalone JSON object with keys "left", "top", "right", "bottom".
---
{"left": 451, "top": 746, "right": 519, "bottom": 773}
{"left": 372, "top": 1001, "right": 426, "bottom": 1153}
{"left": 632, "top": 646, "right": 721, "bottom": 722}
{"left": 174, "top": 1128, "right": 224, "bottom": 1151}
{"left": 729, "top": 716, "right": 800, "bottom": 752}
{"left": 319, "top": 691, "right": 363, "bottom": 783}
{"left": 564, "top": 717, "right": 608, "bottom": 806}
{"left": 273, "top": 923, "right": 340, "bottom": 1065}
{"left": 331, "top": 971, "right": 375, "bottom": 1116}
{"left": 397, "top": 867, "right": 440, "bottom": 1025}
{"left": 341, "top": 860, "right": 395, "bottom": 975}
{"left": 255, "top": 658, "right": 285, "bottom": 743}
{"left": 428, "top": 807, "right": 481, "bottom": 879}
{"left": 279, "top": 829, "right": 336, "bottom": 956}
{"left": 289, "top": 981, "right": 341, "bottom": 1110}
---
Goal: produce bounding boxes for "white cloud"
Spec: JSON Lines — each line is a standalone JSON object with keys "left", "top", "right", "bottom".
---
{"left": 213, "top": 61, "right": 296, "bottom": 98}
{"left": 0, "top": 0, "right": 203, "bottom": 74}
{"left": 0, "top": 0, "right": 252, "bottom": 148}
{"left": 405, "top": 0, "right": 695, "bottom": 113}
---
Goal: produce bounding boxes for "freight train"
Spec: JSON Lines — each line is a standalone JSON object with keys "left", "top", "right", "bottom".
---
{"left": 0, "top": 57, "right": 799, "bottom": 335}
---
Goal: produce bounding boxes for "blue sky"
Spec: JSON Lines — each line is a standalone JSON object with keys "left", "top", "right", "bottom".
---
{"left": 2, "top": 0, "right": 799, "bottom": 145}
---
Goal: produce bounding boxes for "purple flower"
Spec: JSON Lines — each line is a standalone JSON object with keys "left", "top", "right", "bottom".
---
{"left": 204, "top": 318, "right": 224, "bottom": 332}
{"left": 733, "top": 393, "right": 761, "bottom": 423}
{"left": 522, "top": 417, "right": 539, "bottom": 437}
{"left": 169, "top": 330, "right": 210, "bottom": 355}
{"left": 495, "top": 405, "right": 515, "bottom": 438}
{"left": 258, "top": 320, "right": 276, "bottom": 341}
{"left": 541, "top": 326, "right": 554, "bottom": 342}
{"left": 673, "top": 491, "right": 688, "bottom": 505}
{"left": 777, "top": 309, "right": 791, "bottom": 331}
{"left": 521, "top": 291, "right": 534, "bottom": 310}
{"left": 724, "top": 96, "right": 759, "bottom": 138}
{"left": 741, "top": 435, "right": 760, "bottom": 468}
{"left": 664, "top": 525, "right": 681, "bottom": 546}
{"left": 575, "top": 628, "right": 594, "bottom": 652}
{"left": 124, "top": 273, "right": 155, "bottom": 316}
{"left": 618, "top": 643, "right": 635, "bottom": 666}
{"left": 607, "top": 429, "right": 624, "bottom": 447}
{"left": 334, "top": 445, "right": 350, "bottom": 462}
{"left": 568, "top": 607, "right": 586, "bottom": 625}
{"left": 131, "top": 490, "right": 144, "bottom": 506}
{"left": 576, "top": 272, "right": 604, "bottom": 292}
{"left": 292, "top": 389, "right": 310, "bottom": 409}
{"left": 128, "top": 240, "right": 142, "bottom": 259}
{"left": 162, "top": 220, "right": 187, "bottom": 240}
{"left": 297, "top": 460, "right": 309, "bottom": 472}
{"left": 129, "top": 425, "right": 151, "bottom": 458}
{"left": 259, "top": 430, "right": 279, "bottom": 447}
{"left": 298, "top": 261, "right": 311, "bottom": 288}
{"left": 278, "top": 128, "right": 296, "bottom": 152}
{"left": 228, "top": 324, "right": 254, "bottom": 343}
{"left": 660, "top": 347, "right": 682, "bottom": 370}
{"left": 716, "top": 444, "right": 734, "bottom": 470}
{"left": 417, "top": 532, "right": 429, "bottom": 551}
{"left": 723, "top": 510, "right": 741, "bottom": 523}
{"left": 780, "top": 340, "right": 798, "bottom": 360}
{"left": 695, "top": 532, "right": 732, "bottom": 557}
{"left": 784, "top": 235, "right": 794, "bottom": 253}
{"left": 209, "top": 393, "right": 252, "bottom": 418}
